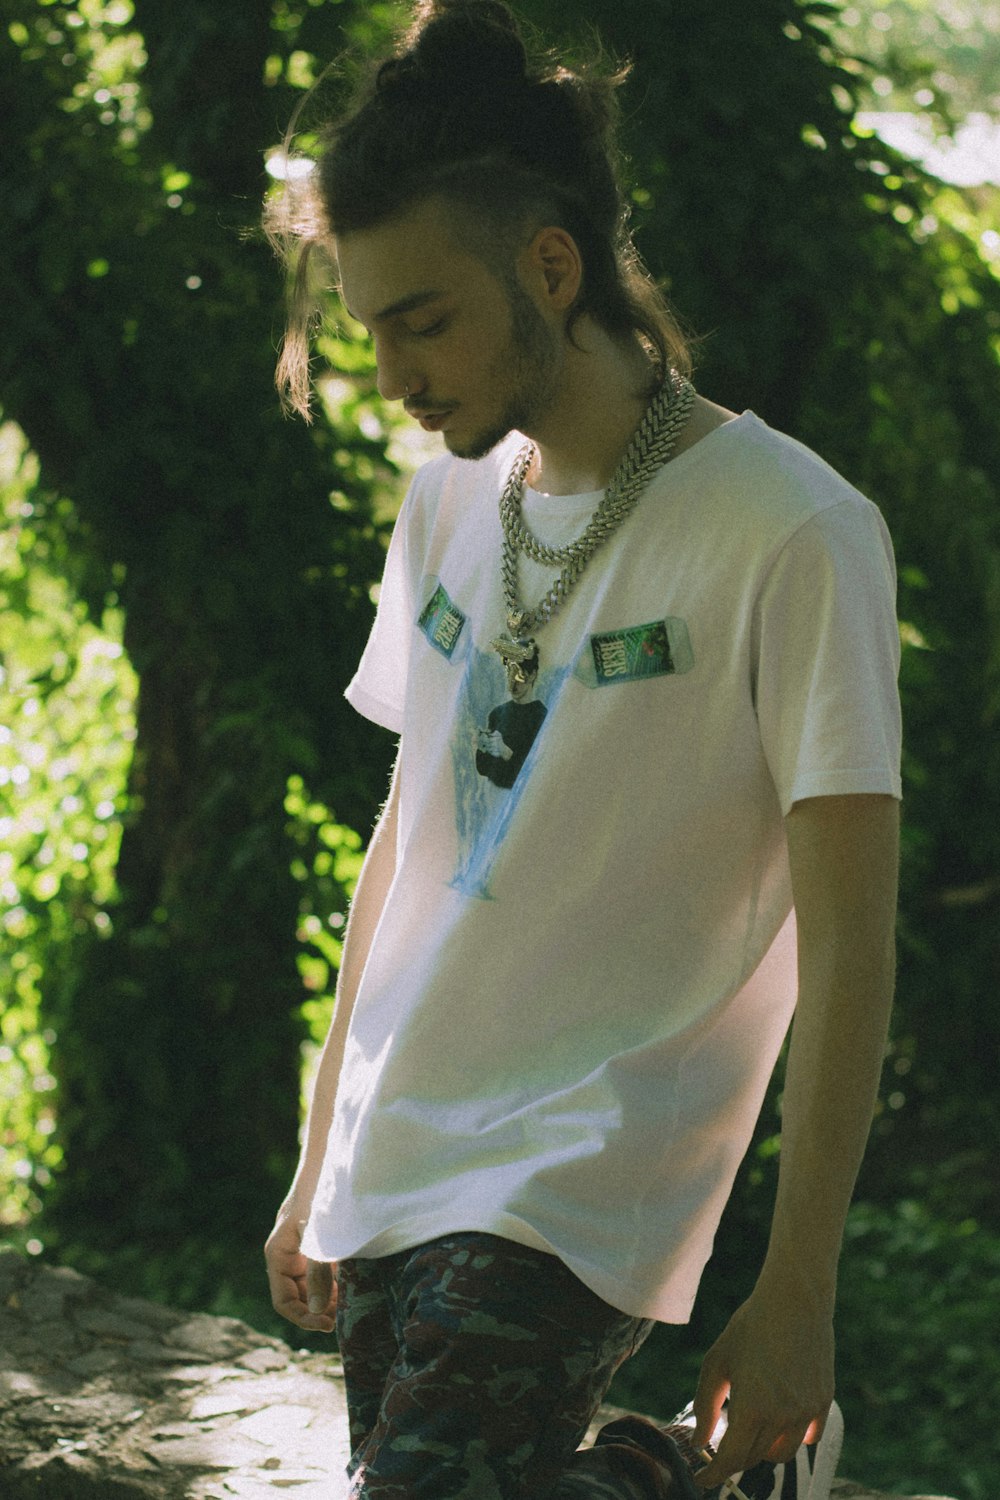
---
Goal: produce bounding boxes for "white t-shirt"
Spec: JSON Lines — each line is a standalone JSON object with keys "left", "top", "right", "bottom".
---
{"left": 302, "top": 412, "right": 902, "bottom": 1322}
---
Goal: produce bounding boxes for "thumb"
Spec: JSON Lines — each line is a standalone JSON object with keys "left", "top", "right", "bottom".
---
{"left": 692, "top": 1354, "right": 728, "bottom": 1451}
{"left": 306, "top": 1259, "right": 334, "bottom": 1314}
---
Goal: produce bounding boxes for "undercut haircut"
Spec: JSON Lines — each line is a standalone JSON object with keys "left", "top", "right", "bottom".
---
{"left": 266, "top": 0, "right": 692, "bottom": 419}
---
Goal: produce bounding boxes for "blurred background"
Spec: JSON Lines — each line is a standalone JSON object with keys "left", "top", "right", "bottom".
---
{"left": 1, "top": 3, "right": 998, "bottom": 1496}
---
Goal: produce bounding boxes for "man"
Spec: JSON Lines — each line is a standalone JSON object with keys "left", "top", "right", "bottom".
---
{"left": 264, "top": 4, "right": 902, "bottom": 1496}
{"left": 474, "top": 639, "right": 546, "bottom": 789}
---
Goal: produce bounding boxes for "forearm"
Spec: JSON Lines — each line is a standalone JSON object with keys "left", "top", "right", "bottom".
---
{"left": 762, "top": 952, "right": 895, "bottom": 1301}
{"left": 283, "top": 752, "right": 401, "bottom": 1211}
{"left": 761, "top": 793, "right": 899, "bottom": 1298}
{"left": 693, "top": 798, "right": 899, "bottom": 1483}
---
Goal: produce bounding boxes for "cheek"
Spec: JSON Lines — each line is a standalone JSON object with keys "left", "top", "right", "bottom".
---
{"left": 458, "top": 326, "right": 493, "bottom": 371}
{"left": 438, "top": 340, "right": 489, "bottom": 400}
{"left": 433, "top": 302, "right": 514, "bottom": 401}
{"left": 457, "top": 312, "right": 510, "bottom": 379}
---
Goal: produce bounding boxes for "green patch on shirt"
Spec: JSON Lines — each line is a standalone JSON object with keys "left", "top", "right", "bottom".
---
{"left": 418, "top": 582, "right": 466, "bottom": 659}
{"left": 589, "top": 617, "right": 693, "bottom": 685}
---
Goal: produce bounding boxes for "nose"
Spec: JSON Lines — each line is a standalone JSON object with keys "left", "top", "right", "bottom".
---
{"left": 374, "top": 337, "right": 418, "bottom": 403}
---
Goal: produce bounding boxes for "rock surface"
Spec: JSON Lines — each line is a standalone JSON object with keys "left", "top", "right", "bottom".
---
{"left": 0, "top": 1249, "right": 954, "bottom": 1499}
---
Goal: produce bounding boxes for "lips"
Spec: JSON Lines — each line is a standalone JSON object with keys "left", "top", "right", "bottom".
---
{"left": 406, "top": 405, "right": 453, "bottom": 432}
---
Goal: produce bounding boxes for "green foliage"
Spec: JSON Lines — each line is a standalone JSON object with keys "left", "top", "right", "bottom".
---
{"left": 1, "top": 0, "right": 999, "bottom": 1489}
{"left": 0, "top": 428, "right": 372, "bottom": 1250}
{"left": 829, "top": 0, "right": 1000, "bottom": 123}
{"left": 608, "top": 1200, "right": 1000, "bottom": 1500}
{"left": 0, "top": 420, "right": 136, "bottom": 1235}
{"left": 836, "top": 1200, "right": 1000, "bottom": 1500}
{"left": 285, "top": 772, "right": 364, "bottom": 1042}
{"left": 0, "top": 0, "right": 399, "bottom": 1305}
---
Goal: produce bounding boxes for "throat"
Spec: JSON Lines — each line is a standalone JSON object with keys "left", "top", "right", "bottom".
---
{"left": 527, "top": 395, "right": 668, "bottom": 495}
{"left": 523, "top": 337, "right": 667, "bottom": 493}
{"left": 527, "top": 431, "right": 638, "bottom": 497}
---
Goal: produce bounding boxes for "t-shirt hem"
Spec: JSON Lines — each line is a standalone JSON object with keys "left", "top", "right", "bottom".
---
{"left": 306, "top": 1208, "right": 697, "bottom": 1324}
{"left": 344, "top": 678, "right": 403, "bottom": 735}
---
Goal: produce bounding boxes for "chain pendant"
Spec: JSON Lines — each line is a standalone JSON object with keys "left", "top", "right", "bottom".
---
{"left": 490, "top": 630, "right": 540, "bottom": 697}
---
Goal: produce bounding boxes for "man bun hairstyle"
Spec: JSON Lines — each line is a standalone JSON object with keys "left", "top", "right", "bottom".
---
{"left": 269, "top": 0, "right": 691, "bottom": 419}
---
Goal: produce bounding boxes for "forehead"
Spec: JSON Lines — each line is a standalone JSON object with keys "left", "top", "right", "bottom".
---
{"left": 335, "top": 197, "right": 500, "bottom": 327}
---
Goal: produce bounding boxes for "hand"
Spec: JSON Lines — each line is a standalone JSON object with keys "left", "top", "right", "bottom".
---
{"left": 264, "top": 1207, "right": 337, "bottom": 1334}
{"left": 691, "top": 1278, "right": 834, "bottom": 1489}
{"left": 477, "top": 728, "right": 512, "bottom": 759}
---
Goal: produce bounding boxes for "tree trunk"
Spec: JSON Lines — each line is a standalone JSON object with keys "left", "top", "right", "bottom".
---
{"left": 0, "top": 0, "right": 392, "bottom": 1308}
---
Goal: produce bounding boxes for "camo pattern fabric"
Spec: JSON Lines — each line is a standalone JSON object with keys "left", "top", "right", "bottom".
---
{"left": 336, "top": 1231, "right": 665, "bottom": 1499}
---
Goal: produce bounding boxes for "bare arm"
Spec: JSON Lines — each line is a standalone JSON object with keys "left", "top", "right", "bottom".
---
{"left": 694, "top": 792, "right": 899, "bottom": 1486}
{"left": 264, "top": 749, "right": 402, "bottom": 1332}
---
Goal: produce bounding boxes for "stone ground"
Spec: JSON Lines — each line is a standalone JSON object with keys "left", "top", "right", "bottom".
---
{"left": 0, "top": 1249, "right": 955, "bottom": 1499}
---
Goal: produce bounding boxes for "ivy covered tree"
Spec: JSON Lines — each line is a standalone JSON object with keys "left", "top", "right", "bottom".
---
{"left": 0, "top": 0, "right": 399, "bottom": 1307}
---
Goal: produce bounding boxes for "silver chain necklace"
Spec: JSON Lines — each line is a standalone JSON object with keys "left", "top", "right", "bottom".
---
{"left": 490, "top": 369, "right": 696, "bottom": 691}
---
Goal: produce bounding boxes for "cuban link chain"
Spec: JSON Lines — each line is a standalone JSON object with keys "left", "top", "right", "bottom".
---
{"left": 491, "top": 368, "right": 696, "bottom": 685}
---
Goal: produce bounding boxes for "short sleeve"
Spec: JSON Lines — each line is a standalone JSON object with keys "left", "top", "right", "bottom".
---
{"left": 752, "top": 497, "right": 902, "bottom": 815}
{"left": 344, "top": 496, "right": 416, "bottom": 735}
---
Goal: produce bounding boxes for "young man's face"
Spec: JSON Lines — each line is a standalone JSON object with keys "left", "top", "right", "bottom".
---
{"left": 335, "top": 196, "right": 562, "bottom": 460}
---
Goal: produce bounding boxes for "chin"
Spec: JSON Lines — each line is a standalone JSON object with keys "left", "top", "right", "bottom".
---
{"left": 445, "top": 421, "right": 516, "bottom": 463}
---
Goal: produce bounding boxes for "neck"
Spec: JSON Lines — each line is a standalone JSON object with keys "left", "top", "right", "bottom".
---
{"left": 523, "top": 326, "right": 660, "bottom": 495}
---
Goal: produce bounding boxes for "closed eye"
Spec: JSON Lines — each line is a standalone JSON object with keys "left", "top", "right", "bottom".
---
{"left": 411, "top": 317, "right": 448, "bottom": 338}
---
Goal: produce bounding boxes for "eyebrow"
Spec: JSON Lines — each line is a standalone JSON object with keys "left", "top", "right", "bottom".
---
{"left": 345, "top": 289, "right": 445, "bottom": 329}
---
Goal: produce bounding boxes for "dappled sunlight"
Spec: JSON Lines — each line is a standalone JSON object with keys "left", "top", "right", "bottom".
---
{"left": 858, "top": 109, "right": 1000, "bottom": 186}
{"left": 265, "top": 150, "right": 315, "bottom": 182}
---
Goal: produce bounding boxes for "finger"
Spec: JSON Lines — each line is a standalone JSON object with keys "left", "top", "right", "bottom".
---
{"left": 691, "top": 1357, "right": 728, "bottom": 1450}
{"left": 265, "top": 1256, "right": 300, "bottom": 1310}
{"left": 306, "top": 1259, "right": 336, "bottom": 1316}
{"left": 265, "top": 1248, "right": 333, "bottom": 1331}
{"left": 269, "top": 1276, "right": 336, "bottom": 1332}
{"left": 764, "top": 1423, "right": 810, "bottom": 1467}
{"left": 266, "top": 1261, "right": 308, "bottom": 1320}
{"left": 758, "top": 1410, "right": 826, "bottom": 1467}
{"left": 695, "top": 1412, "right": 764, "bottom": 1489}
{"left": 802, "top": 1411, "right": 827, "bottom": 1447}
{"left": 265, "top": 1238, "right": 305, "bottom": 1284}
{"left": 266, "top": 1247, "right": 308, "bottom": 1288}
{"left": 699, "top": 1414, "right": 811, "bottom": 1487}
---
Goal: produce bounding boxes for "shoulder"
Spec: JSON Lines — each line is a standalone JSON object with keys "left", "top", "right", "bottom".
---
{"left": 671, "top": 394, "right": 738, "bottom": 459}
{"left": 692, "top": 411, "right": 885, "bottom": 540}
{"left": 726, "top": 414, "right": 867, "bottom": 506}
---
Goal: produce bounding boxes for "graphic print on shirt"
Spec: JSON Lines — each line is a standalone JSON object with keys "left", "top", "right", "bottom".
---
{"left": 475, "top": 695, "right": 547, "bottom": 788}
{"left": 450, "top": 640, "right": 570, "bottom": 900}
{"left": 475, "top": 635, "right": 547, "bottom": 788}
{"left": 574, "top": 616, "right": 695, "bottom": 688}
{"left": 417, "top": 581, "right": 467, "bottom": 660}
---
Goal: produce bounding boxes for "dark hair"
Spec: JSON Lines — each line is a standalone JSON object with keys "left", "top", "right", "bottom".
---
{"left": 267, "top": 0, "right": 691, "bottom": 418}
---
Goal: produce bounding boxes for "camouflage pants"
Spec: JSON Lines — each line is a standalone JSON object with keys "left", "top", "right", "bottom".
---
{"left": 336, "top": 1231, "right": 680, "bottom": 1500}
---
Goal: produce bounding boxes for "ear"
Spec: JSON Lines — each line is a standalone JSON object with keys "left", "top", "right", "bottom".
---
{"left": 521, "top": 226, "right": 583, "bottom": 313}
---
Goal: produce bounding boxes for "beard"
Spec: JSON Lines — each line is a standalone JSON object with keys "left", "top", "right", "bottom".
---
{"left": 445, "top": 277, "right": 561, "bottom": 462}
